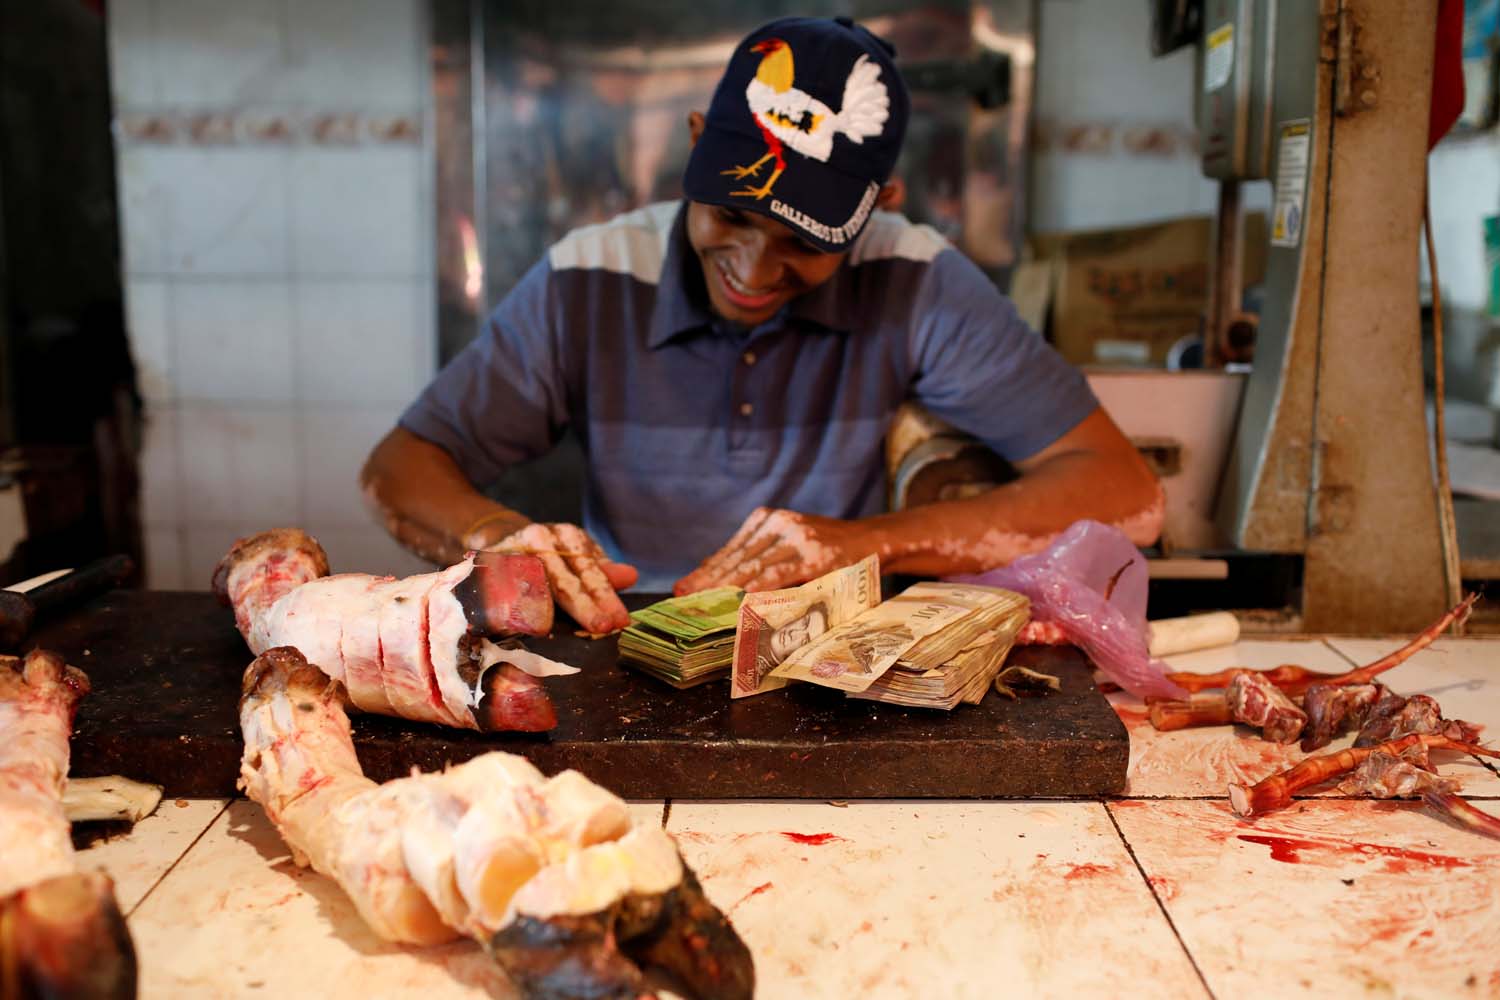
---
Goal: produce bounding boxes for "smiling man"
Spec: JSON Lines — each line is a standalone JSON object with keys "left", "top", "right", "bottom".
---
{"left": 361, "top": 16, "right": 1162, "bottom": 634}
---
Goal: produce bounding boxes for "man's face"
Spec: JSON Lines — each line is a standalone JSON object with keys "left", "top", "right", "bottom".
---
{"left": 685, "top": 202, "right": 846, "bottom": 328}
{"left": 768, "top": 606, "right": 829, "bottom": 662}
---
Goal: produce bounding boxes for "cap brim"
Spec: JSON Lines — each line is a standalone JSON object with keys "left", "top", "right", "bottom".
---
{"left": 683, "top": 122, "right": 881, "bottom": 254}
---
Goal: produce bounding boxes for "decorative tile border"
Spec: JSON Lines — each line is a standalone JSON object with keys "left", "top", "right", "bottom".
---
{"left": 116, "top": 108, "right": 423, "bottom": 147}
{"left": 1034, "top": 118, "right": 1200, "bottom": 158}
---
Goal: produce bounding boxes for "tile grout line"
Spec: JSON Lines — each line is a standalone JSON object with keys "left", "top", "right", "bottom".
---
{"left": 1318, "top": 636, "right": 1361, "bottom": 668}
{"left": 123, "top": 798, "right": 234, "bottom": 919}
{"left": 1104, "top": 802, "right": 1219, "bottom": 1000}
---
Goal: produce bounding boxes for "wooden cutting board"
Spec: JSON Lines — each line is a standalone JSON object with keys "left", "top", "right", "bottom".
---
{"left": 33, "top": 590, "right": 1128, "bottom": 799}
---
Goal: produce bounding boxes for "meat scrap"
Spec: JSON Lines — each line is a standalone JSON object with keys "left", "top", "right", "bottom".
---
{"left": 1167, "top": 594, "right": 1477, "bottom": 696}
{"left": 240, "top": 647, "right": 753, "bottom": 999}
{"left": 215, "top": 528, "right": 562, "bottom": 732}
{"left": 1226, "top": 670, "right": 1307, "bottom": 743}
{"left": 1299, "top": 683, "right": 1381, "bottom": 752}
{"left": 1229, "top": 732, "right": 1500, "bottom": 818}
{"left": 1, "top": 650, "right": 137, "bottom": 998}
{"left": 1354, "top": 687, "right": 1482, "bottom": 748}
{"left": 1335, "top": 742, "right": 1458, "bottom": 798}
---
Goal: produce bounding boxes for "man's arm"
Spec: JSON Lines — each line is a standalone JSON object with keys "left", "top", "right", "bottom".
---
{"left": 361, "top": 427, "right": 638, "bottom": 632}
{"left": 675, "top": 406, "right": 1161, "bottom": 594}
{"left": 360, "top": 427, "right": 527, "bottom": 566}
{"left": 363, "top": 258, "right": 637, "bottom": 633}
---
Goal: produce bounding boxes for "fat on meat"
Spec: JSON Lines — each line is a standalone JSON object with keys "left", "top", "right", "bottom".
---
{"left": 239, "top": 647, "right": 754, "bottom": 999}
{"left": 215, "top": 528, "right": 560, "bottom": 732}
{"left": 0, "top": 650, "right": 87, "bottom": 896}
{"left": 1, "top": 650, "right": 138, "bottom": 999}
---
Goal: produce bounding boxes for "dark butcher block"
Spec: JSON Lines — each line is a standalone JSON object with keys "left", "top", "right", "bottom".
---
{"left": 33, "top": 590, "right": 1129, "bottom": 799}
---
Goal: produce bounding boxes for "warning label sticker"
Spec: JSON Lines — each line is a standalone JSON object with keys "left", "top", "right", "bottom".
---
{"left": 1204, "top": 23, "right": 1234, "bottom": 92}
{"left": 1271, "top": 120, "right": 1311, "bottom": 248}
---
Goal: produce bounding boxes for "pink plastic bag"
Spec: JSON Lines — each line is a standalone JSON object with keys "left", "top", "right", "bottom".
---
{"left": 950, "top": 520, "right": 1187, "bottom": 699}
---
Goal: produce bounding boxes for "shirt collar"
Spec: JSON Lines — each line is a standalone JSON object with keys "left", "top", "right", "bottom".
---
{"left": 647, "top": 204, "right": 716, "bottom": 349}
{"left": 648, "top": 201, "right": 853, "bottom": 348}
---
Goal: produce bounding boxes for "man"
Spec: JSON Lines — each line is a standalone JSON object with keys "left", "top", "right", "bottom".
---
{"left": 361, "top": 16, "right": 1162, "bottom": 635}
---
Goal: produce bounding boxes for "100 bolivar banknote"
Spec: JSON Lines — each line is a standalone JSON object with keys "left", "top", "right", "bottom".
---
{"left": 768, "top": 582, "right": 1013, "bottom": 693}
{"left": 729, "top": 554, "right": 880, "bottom": 699}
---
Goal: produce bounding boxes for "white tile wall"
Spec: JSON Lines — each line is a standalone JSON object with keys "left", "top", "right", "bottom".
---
{"left": 282, "top": 0, "right": 424, "bottom": 108}
{"left": 176, "top": 405, "right": 302, "bottom": 525}
{"left": 124, "top": 279, "right": 172, "bottom": 402}
{"left": 106, "top": 0, "right": 158, "bottom": 107}
{"left": 302, "top": 523, "right": 431, "bottom": 579}
{"left": 1031, "top": 0, "right": 1273, "bottom": 233}
{"left": 111, "top": 0, "right": 436, "bottom": 591}
{"left": 115, "top": 149, "right": 172, "bottom": 274}
{"left": 289, "top": 148, "right": 424, "bottom": 276}
{"left": 152, "top": 0, "right": 287, "bottom": 108}
{"left": 139, "top": 405, "right": 181, "bottom": 527}
{"left": 172, "top": 281, "right": 296, "bottom": 403}
{"left": 299, "top": 405, "right": 400, "bottom": 523}
{"left": 294, "top": 280, "right": 430, "bottom": 404}
{"left": 154, "top": 147, "right": 291, "bottom": 276}
{"left": 143, "top": 525, "right": 187, "bottom": 590}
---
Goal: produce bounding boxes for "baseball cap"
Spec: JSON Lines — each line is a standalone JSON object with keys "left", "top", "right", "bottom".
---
{"left": 683, "top": 16, "right": 910, "bottom": 253}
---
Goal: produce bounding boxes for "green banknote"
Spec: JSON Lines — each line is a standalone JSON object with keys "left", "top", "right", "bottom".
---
{"left": 619, "top": 587, "right": 744, "bottom": 688}
{"left": 629, "top": 586, "right": 745, "bottom": 641}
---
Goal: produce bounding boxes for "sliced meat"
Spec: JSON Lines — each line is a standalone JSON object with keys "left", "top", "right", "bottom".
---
{"left": 217, "top": 528, "right": 558, "bottom": 732}
{"left": 1226, "top": 670, "right": 1307, "bottom": 743}
{"left": 376, "top": 572, "right": 465, "bottom": 728}
{"left": 1299, "top": 682, "right": 1381, "bottom": 752}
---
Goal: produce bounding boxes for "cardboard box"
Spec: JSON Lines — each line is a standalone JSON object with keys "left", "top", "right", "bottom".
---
{"left": 1029, "top": 214, "right": 1267, "bottom": 367}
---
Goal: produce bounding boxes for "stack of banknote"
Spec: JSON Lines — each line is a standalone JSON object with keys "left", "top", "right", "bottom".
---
{"left": 618, "top": 587, "right": 744, "bottom": 688}
{"left": 849, "top": 629, "right": 1023, "bottom": 709}
{"left": 732, "top": 556, "right": 1030, "bottom": 709}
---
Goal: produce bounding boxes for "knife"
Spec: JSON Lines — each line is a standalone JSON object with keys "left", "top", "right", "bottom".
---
{"left": 0, "top": 554, "right": 135, "bottom": 650}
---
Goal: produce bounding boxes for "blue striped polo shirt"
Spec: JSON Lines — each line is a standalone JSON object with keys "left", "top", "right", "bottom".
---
{"left": 400, "top": 201, "right": 1098, "bottom": 590}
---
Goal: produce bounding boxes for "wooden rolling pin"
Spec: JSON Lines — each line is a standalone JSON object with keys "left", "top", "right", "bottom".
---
{"left": 1148, "top": 611, "right": 1240, "bottom": 657}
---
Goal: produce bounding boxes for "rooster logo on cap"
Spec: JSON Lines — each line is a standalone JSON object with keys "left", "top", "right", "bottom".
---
{"left": 722, "top": 39, "right": 891, "bottom": 200}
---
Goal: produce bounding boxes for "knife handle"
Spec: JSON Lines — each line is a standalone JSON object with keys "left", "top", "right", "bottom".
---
{"left": 27, "top": 554, "right": 136, "bottom": 617}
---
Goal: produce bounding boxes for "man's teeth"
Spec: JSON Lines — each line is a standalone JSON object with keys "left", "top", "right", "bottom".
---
{"left": 721, "top": 266, "right": 771, "bottom": 298}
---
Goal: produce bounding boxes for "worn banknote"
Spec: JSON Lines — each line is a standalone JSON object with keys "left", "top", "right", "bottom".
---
{"left": 729, "top": 554, "right": 881, "bottom": 699}
{"left": 767, "top": 582, "right": 1021, "bottom": 694}
{"left": 619, "top": 587, "right": 743, "bottom": 688}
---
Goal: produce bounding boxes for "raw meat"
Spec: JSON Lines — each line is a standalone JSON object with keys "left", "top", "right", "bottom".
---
{"left": 239, "top": 646, "right": 754, "bottom": 998}
{"left": 215, "top": 528, "right": 560, "bottom": 732}
{"left": 1, "top": 650, "right": 137, "bottom": 998}
{"left": 1226, "top": 670, "right": 1307, "bottom": 743}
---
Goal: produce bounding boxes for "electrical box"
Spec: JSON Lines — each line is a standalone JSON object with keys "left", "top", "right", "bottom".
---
{"left": 1198, "top": 0, "right": 1278, "bottom": 180}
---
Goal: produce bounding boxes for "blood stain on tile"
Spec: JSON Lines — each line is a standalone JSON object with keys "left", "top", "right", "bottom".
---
{"left": 780, "top": 831, "right": 845, "bottom": 846}
{"left": 727, "top": 881, "right": 773, "bottom": 913}
{"left": 1236, "top": 833, "right": 1473, "bottom": 870}
{"left": 1061, "top": 862, "right": 1115, "bottom": 880}
{"left": 1147, "top": 875, "right": 1179, "bottom": 902}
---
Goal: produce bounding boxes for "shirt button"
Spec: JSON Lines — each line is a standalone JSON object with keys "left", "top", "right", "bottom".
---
{"left": 739, "top": 402, "right": 754, "bottom": 417}
{"left": 742, "top": 350, "right": 757, "bottom": 366}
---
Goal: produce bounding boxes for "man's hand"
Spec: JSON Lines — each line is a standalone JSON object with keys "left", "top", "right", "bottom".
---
{"left": 673, "top": 507, "right": 869, "bottom": 596}
{"left": 490, "top": 523, "right": 637, "bottom": 635}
